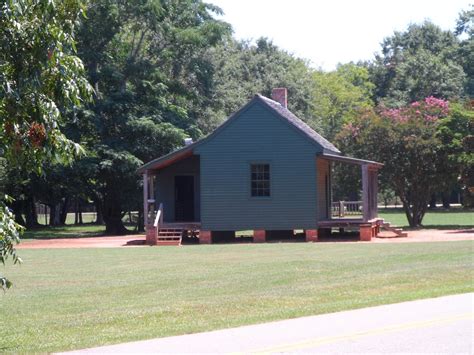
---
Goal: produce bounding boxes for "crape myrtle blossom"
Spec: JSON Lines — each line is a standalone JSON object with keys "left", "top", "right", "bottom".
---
{"left": 340, "top": 97, "right": 450, "bottom": 139}
{"left": 383, "top": 97, "right": 450, "bottom": 124}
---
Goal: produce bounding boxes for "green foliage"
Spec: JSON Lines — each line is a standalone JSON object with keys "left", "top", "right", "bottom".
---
{"left": 456, "top": 6, "right": 474, "bottom": 96}
{"left": 73, "top": 0, "right": 231, "bottom": 234}
{"left": 0, "top": 0, "right": 91, "bottom": 288}
{"left": 437, "top": 101, "right": 474, "bottom": 206}
{"left": 0, "top": 196, "right": 23, "bottom": 290}
{"left": 0, "top": 0, "right": 92, "bottom": 169}
{"left": 206, "top": 38, "right": 315, "bottom": 133}
{"left": 311, "top": 63, "right": 375, "bottom": 140}
{"left": 369, "top": 21, "right": 466, "bottom": 106}
{"left": 336, "top": 97, "right": 454, "bottom": 227}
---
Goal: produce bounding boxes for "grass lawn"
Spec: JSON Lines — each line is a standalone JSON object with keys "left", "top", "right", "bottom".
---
{"left": 0, "top": 241, "right": 472, "bottom": 352}
{"left": 22, "top": 208, "right": 472, "bottom": 240}
{"left": 379, "top": 208, "right": 474, "bottom": 229}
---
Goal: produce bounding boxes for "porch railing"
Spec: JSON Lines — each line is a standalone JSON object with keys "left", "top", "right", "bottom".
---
{"left": 331, "top": 201, "right": 363, "bottom": 218}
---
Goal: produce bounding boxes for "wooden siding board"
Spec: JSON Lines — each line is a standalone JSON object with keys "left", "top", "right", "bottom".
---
{"left": 155, "top": 155, "right": 200, "bottom": 222}
{"left": 195, "top": 101, "right": 319, "bottom": 231}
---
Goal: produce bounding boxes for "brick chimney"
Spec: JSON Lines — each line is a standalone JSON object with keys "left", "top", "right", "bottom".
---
{"left": 271, "top": 88, "right": 288, "bottom": 108}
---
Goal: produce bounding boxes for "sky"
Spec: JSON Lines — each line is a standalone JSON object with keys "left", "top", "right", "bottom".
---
{"left": 211, "top": 0, "right": 472, "bottom": 71}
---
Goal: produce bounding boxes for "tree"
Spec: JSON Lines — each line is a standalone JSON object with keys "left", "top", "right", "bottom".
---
{"left": 0, "top": 0, "right": 91, "bottom": 289}
{"left": 311, "top": 63, "right": 375, "bottom": 140}
{"left": 456, "top": 6, "right": 474, "bottom": 97}
{"left": 436, "top": 101, "right": 474, "bottom": 207}
{"left": 369, "top": 21, "right": 466, "bottom": 106}
{"left": 75, "top": 0, "right": 230, "bottom": 234}
{"left": 206, "top": 38, "right": 315, "bottom": 133}
{"left": 337, "top": 97, "right": 452, "bottom": 227}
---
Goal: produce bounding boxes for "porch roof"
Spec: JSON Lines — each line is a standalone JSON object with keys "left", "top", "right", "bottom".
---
{"left": 320, "top": 153, "right": 383, "bottom": 168}
{"left": 137, "top": 144, "right": 195, "bottom": 174}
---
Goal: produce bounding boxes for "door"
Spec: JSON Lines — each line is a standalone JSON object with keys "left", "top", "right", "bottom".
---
{"left": 174, "top": 176, "right": 195, "bottom": 221}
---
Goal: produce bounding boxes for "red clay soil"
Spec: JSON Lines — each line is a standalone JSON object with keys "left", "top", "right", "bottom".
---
{"left": 17, "top": 228, "right": 473, "bottom": 249}
{"left": 18, "top": 235, "right": 146, "bottom": 249}
{"left": 373, "top": 228, "right": 473, "bottom": 243}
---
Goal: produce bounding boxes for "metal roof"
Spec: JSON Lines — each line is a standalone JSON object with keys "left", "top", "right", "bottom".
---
{"left": 256, "top": 94, "right": 340, "bottom": 154}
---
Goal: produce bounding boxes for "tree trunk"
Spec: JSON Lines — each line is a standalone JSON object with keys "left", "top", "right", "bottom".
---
{"left": 94, "top": 201, "right": 104, "bottom": 225}
{"left": 442, "top": 193, "right": 450, "bottom": 209}
{"left": 49, "top": 203, "right": 62, "bottom": 226}
{"left": 25, "top": 197, "right": 39, "bottom": 228}
{"left": 12, "top": 199, "right": 26, "bottom": 226}
{"left": 137, "top": 209, "right": 144, "bottom": 232}
{"left": 74, "top": 198, "right": 84, "bottom": 225}
{"left": 103, "top": 194, "right": 127, "bottom": 235}
{"left": 429, "top": 194, "right": 437, "bottom": 209}
{"left": 78, "top": 200, "right": 83, "bottom": 224}
{"left": 104, "top": 215, "right": 128, "bottom": 235}
{"left": 74, "top": 198, "right": 79, "bottom": 225}
{"left": 60, "top": 197, "right": 69, "bottom": 225}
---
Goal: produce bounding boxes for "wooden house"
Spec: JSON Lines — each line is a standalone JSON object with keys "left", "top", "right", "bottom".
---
{"left": 138, "top": 88, "right": 402, "bottom": 245}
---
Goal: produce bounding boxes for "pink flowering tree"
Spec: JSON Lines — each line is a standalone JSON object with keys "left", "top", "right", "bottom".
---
{"left": 336, "top": 97, "right": 453, "bottom": 227}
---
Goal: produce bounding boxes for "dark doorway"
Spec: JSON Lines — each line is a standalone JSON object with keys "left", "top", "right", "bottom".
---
{"left": 175, "top": 176, "right": 195, "bottom": 221}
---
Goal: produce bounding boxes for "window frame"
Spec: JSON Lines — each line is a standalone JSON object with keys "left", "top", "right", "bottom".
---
{"left": 250, "top": 162, "right": 271, "bottom": 198}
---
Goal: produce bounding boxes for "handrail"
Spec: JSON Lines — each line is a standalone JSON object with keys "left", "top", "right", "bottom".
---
{"left": 153, "top": 203, "right": 163, "bottom": 228}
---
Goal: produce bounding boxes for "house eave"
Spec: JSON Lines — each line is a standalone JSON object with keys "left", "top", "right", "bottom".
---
{"left": 319, "top": 152, "right": 384, "bottom": 168}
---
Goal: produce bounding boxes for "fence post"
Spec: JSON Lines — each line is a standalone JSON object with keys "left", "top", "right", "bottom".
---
{"left": 339, "top": 200, "right": 344, "bottom": 217}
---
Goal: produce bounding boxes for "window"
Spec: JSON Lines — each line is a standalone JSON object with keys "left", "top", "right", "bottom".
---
{"left": 251, "top": 164, "right": 270, "bottom": 197}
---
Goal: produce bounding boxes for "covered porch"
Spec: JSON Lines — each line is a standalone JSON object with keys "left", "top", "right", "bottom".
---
{"left": 315, "top": 153, "right": 384, "bottom": 241}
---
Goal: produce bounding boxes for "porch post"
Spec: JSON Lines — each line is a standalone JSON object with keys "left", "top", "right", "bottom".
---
{"left": 143, "top": 171, "right": 148, "bottom": 226}
{"left": 372, "top": 169, "right": 378, "bottom": 218}
{"left": 362, "top": 164, "right": 369, "bottom": 222}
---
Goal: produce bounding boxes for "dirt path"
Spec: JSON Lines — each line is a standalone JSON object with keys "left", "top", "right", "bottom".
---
{"left": 17, "top": 228, "right": 473, "bottom": 249}
{"left": 373, "top": 228, "right": 473, "bottom": 243}
{"left": 18, "top": 235, "right": 146, "bottom": 249}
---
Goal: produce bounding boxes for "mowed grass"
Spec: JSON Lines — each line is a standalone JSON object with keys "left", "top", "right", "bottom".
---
{"left": 1, "top": 241, "right": 473, "bottom": 352}
{"left": 22, "top": 208, "right": 473, "bottom": 241}
{"left": 379, "top": 208, "right": 474, "bottom": 229}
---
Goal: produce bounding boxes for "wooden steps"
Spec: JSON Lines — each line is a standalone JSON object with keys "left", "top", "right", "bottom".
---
{"left": 157, "top": 228, "right": 183, "bottom": 246}
{"left": 377, "top": 220, "right": 408, "bottom": 238}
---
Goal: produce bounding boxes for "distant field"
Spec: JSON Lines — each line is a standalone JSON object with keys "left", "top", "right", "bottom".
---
{"left": 0, "top": 241, "right": 472, "bottom": 352}
{"left": 379, "top": 208, "right": 473, "bottom": 229}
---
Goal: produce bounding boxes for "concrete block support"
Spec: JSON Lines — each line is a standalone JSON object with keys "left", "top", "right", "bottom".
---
{"left": 200, "top": 230, "right": 213, "bottom": 244}
{"left": 305, "top": 229, "right": 318, "bottom": 242}
{"left": 253, "top": 230, "right": 266, "bottom": 243}
{"left": 359, "top": 224, "right": 372, "bottom": 241}
{"left": 146, "top": 225, "right": 157, "bottom": 245}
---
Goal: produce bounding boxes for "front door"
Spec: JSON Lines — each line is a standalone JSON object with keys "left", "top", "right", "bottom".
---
{"left": 174, "top": 176, "right": 195, "bottom": 221}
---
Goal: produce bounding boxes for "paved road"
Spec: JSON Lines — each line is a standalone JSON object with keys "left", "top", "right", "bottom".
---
{"left": 64, "top": 293, "right": 473, "bottom": 354}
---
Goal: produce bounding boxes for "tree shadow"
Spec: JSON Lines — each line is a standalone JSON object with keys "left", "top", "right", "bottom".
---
{"left": 22, "top": 224, "right": 139, "bottom": 240}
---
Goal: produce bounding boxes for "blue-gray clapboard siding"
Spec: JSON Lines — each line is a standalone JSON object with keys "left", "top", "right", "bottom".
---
{"left": 194, "top": 100, "right": 323, "bottom": 231}
{"left": 154, "top": 155, "right": 200, "bottom": 222}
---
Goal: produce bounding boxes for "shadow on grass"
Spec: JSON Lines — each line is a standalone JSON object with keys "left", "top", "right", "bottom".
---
{"left": 379, "top": 207, "right": 474, "bottom": 214}
{"left": 408, "top": 225, "right": 474, "bottom": 231}
{"left": 22, "top": 224, "right": 139, "bottom": 240}
{"left": 444, "top": 228, "right": 474, "bottom": 234}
